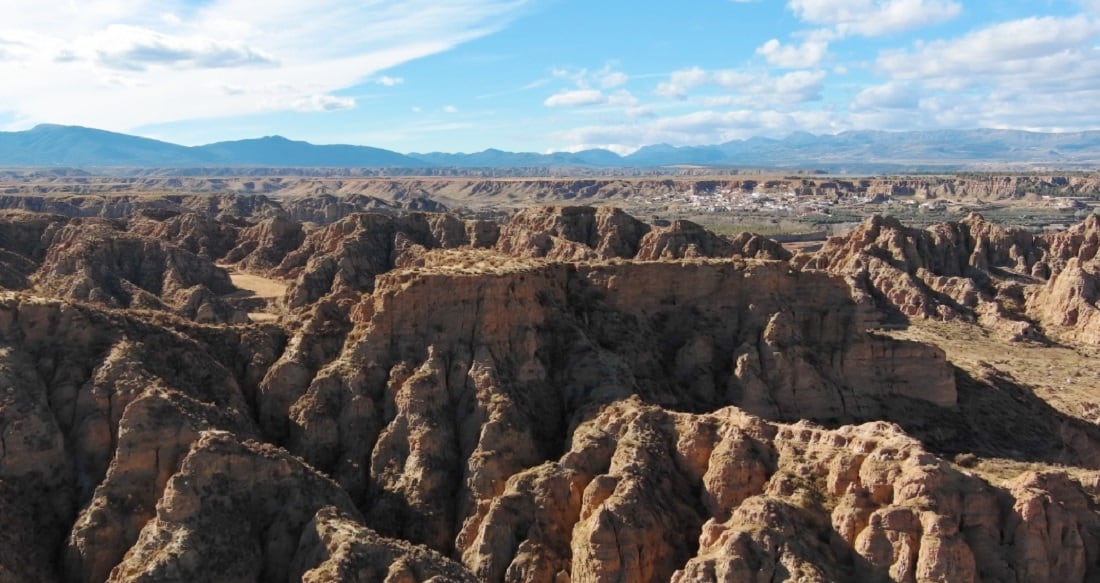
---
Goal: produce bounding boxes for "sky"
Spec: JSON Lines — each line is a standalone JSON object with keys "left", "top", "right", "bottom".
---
{"left": 2, "top": 0, "right": 1100, "bottom": 154}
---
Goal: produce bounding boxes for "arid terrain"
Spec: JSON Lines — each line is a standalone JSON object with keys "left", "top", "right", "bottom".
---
{"left": 2, "top": 175, "right": 1100, "bottom": 582}
{"left": 1, "top": 171, "right": 1098, "bottom": 231}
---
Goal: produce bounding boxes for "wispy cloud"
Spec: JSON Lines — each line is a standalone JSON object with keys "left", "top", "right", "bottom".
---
{"left": 542, "top": 64, "right": 635, "bottom": 108}
{"left": 849, "top": 15, "right": 1100, "bottom": 131}
{"left": 654, "top": 67, "right": 826, "bottom": 105}
{"left": 756, "top": 38, "right": 828, "bottom": 68}
{"left": 289, "top": 94, "right": 356, "bottom": 112}
{"left": 0, "top": 0, "right": 530, "bottom": 130}
{"left": 545, "top": 89, "right": 607, "bottom": 107}
{"left": 66, "top": 24, "right": 277, "bottom": 71}
{"left": 553, "top": 108, "right": 840, "bottom": 154}
{"left": 375, "top": 75, "right": 404, "bottom": 87}
{"left": 787, "top": 0, "right": 961, "bottom": 37}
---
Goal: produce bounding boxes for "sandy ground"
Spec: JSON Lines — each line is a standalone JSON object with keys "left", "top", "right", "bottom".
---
{"left": 226, "top": 270, "right": 289, "bottom": 322}
{"left": 887, "top": 319, "right": 1100, "bottom": 424}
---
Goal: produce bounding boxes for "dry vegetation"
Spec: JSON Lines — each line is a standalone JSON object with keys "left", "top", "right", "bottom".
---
{"left": 887, "top": 319, "right": 1100, "bottom": 423}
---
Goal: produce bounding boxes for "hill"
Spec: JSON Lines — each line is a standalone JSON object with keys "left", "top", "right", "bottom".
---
{"left": 4, "top": 124, "right": 1100, "bottom": 169}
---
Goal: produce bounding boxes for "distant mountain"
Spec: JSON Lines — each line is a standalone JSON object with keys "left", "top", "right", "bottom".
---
{"left": 0, "top": 124, "right": 215, "bottom": 166}
{"left": 712, "top": 129, "right": 1100, "bottom": 168}
{"left": 408, "top": 148, "right": 621, "bottom": 167}
{"left": 195, "top": 135, "right": 421, "bottom": 167}
{"left": 3, "top": 124, "right": 1100, "bottom": 170}
{"left": 0, "top": 125, "right": 421, "bottom": 168}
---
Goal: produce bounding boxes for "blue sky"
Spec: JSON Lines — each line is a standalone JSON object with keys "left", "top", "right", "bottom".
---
{"left": 2, "top": 0, "right": 1099, "bottom": 154}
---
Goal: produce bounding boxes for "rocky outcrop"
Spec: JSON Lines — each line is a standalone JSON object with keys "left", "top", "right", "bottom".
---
{"left": 0, "top": 210, "right": 65, "bottom": 289}
{"left": 127, "top": 211, "right": 241, "bottom": 261}
{"left": 636, "top": 219, "right": 791, "bottom": 261}
{"left": 291, "top": 507, "right": 476, "bottom": 583}
{"left": 1027, "top": 258, "right": 1100, "bottom": 343}
{"left": 65, "top": 389, "right": 258, "bottom": 583}
{"left": 0, "top": 193, "right": 285, "bottom": 221}
{"left": 795, "top": 212, "right": 1100, "bottom": 343}
{"left": 263, "top": 253, "right": 956, "bottom": 572}
{"left": 107, "top": 432, "right": 362, "bottom": 582}
{"left": 31, "top": 219, "right": 247, "bottom": 323}
{"left": 4, "top": 204, "right": 1100, "bottom": 582}
{"left": 0, "top": 292, "right": 276, "bottom": 581}
{"left": 275, "top": 212, "right": 496, "bottom": 308}
{"left": 0, "top": 342, "right": 73, "bottom": 582}
{"left": 462, "top": 398, "right": 1100, "bottom": 583}
{"left": 794, "top": 214, "right": 1050, "bottom": 342}
{"left": 221, "top": 216, "right": 305, "bottom": 271}
{"left": 495, "top": 206, "right": 789, "bottom": 262}
{"left": 281, "top": 193, "right": 447, "bottom": 224}
{"left": 495, "top": 206, "right": 650, "bottom": 260}
{"left": 3, "top": 175, "right": 1099, "bottom": 205}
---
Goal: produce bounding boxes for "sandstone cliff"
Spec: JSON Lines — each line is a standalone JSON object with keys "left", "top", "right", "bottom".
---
{"left": 2, "top": 205, "right": 1099, "bottom": 583}
{"left": 274, "top": 212, "right": 496, "bottom": 308}
{"left": 221, "top": 216, "right": 305, "bottom": 271}
{"left": 31, "top": 219, "right": 247, "bottom": 323}
{"left": 464, "top": 398, "right": 1100, "bottom": 582}
{"left": 495, "top": 206, "right": 789, "bottom": 262}
{"left": 795, "top": 212, "right": 1100, "bottom": 343}
{"left": 5, "top": 175, "right": 1096, "bottom": 208}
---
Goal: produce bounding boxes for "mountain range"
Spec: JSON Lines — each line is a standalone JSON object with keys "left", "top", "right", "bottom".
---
{"left": 3, "top": 124, "right": 1100, "bottom": 170}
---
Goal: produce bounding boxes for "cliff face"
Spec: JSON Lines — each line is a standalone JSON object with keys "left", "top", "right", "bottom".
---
{"left": 0, "top": 210, "right": 65, "bottom": 288}
{"left": 2, "top": 204, "right": 1100, "bottom": 582}
{"left": 495, "top": 206, "right": 790, "bottom": 262}
{"left": 31, "top": 219, "right": 246, "bottom": 323}
{"left": 4, "top": 175, "right": 1097, "bottom": 205}
{"left": 258, "top": 253, "right": 957, "bottom": 573}
{"left": 273, "top": 212, "right": 497, "bottom": 308}
{"left": 221, "top": 216, "right": 304, "bottom": 271}
{"left": 0, "top": 293, "right": 269, "bottom": 581}
{"left": 466, "top": 399, "right": 1100, "bottom": 583}
{"left": 795, "top": 214, "right": 1041, "bottom": 321}
{"left": 793, "top": 213, "right": 1100, "bottom": 343}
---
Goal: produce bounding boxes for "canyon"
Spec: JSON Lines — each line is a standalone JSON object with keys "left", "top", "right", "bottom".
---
{"left": 1, "top": 191, "right": 1099, "bottom": 582}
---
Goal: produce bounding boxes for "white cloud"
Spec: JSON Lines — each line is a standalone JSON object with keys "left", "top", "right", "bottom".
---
{"left": 443, "top": 105, "right": 459, "bottom": 113}
{"left": 772, "top": 70, "right": 826, "bottom": 99}
{"left": 851, "top": 82, "right": 917, "bottom": 110}
{"left": 788, "top": 0, "right": 961, "bottom": 36}
{"left": 878, "top": 15, "right": 1100, "bottom": 85}
{"left": 549, "top": 64, "right": 628, "bottom": 90}
{"left": 545, "top": 89, "right": 606, "bottom": 107}
{"left": 68, "top": 24, "right": 277, "bottom": 70}
{"left": 290, "top": 94, "right": 356, "bottom": 112}
{"left": 757, "top": 38, "right": 828, "bottom": 68}
{"left": 607, "top": 90, "right": 638, "bottom": 107}
{"left": 591, "top": 64, "right": 629, "bottom": 89}
{"left": 655, "top": 66, "right": 709, "bottom": 99}
{"left": 554, "top": 108, "right": 841, "bottom": 152}
{"left": 599, "top": 70, "right": 629, "bottom": 89}
{"left": 655, "top": 67, "right": 826, "bottom": 106}
{"left": 0, "top": 0, "right": 529, "bottom": 131}
{"left": 543, "top": 65, "right": 634, "bottom": 108}
{"left": 852, "top": 15, "right": 1100, "bottom": 133}
{"left": 376, "top": 75, "right": 404, "bottom": 86}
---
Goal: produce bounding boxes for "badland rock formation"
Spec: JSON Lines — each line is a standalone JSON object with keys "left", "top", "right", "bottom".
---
{"left": 3, "top": 175, "right": 1100, "bottom": 205}
{"left": 794, "top": 212, "right": 1100, "bottom": 343}
{"left": 1, "top": 201, "right": 1099, "bottom": 582}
